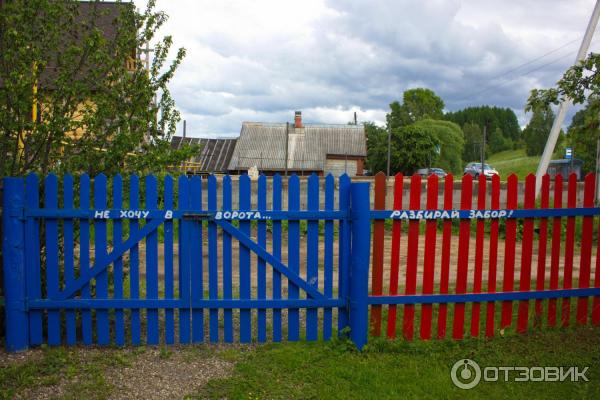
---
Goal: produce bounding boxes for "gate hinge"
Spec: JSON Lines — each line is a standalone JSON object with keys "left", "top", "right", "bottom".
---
{"left": 182, "top": 212, "right": 213, "bottom": 221}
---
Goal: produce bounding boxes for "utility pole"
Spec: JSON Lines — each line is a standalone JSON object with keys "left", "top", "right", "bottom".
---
{"left": 183, "top": 120, "right": 187, "bottom": 138}
{"left": 536, "top": 0, "right": 600, "bottom": 197}
{"left": 386, "top": 125, "right": 391, "bottom": 176}
{"left": 354, "top": 111, "right": 357, "bottom": 125}
{"left": 481, "top": 122, "right": 487, "bottom": 174}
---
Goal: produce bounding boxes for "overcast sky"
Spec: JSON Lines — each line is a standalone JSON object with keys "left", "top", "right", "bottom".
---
{"left": 136, "top": 0, "right": 600, "bottom": 137}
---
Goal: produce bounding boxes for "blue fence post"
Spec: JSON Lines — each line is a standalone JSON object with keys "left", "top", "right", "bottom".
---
{"left": 2, "top": 178, "right": 28, "bottom": 352}
{"left": 349, "top": 182, "right": 371, "bottom": 350}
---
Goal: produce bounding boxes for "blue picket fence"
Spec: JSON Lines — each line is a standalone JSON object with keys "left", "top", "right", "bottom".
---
{"left": 5, "top": 172, "right": 600, "bottom": 352}
{"left": 2, "top": 173, "right": 369, "bottom": 351}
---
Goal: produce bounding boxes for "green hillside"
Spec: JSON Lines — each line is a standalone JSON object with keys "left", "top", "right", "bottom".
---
{"left": 485, "top": 149, "right": 540, "bottom": 179}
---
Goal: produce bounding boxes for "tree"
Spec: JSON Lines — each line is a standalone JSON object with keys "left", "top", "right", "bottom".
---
{"left": 0, "top": 0, "right": 195, "bottom": 177}
{"left": 461, "top": 122, "right": 484, "bottom": 163}
{"left": 364, "top": 121, "right": 388, "bottom": 173}
{"left": 391, "top": 124, "right": 440, "bottom": 175}
{"left": 565, "top": 97, "right": 600, "bottom": 172}
{"left": 411, "top": 119, "right": 464, "bottom": 174}
{"left": 522, "top": 105, "right": 555, "bottom": 156}
{"left": 386, "top": 88, "right": 444, "bottom": 130}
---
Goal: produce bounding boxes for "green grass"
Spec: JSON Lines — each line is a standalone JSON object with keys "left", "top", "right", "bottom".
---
{"left": 196, "top": 326, "right": 600, "bottom": 399}
{"left": 487, "top": 149, "right": 541, "bottom": 180}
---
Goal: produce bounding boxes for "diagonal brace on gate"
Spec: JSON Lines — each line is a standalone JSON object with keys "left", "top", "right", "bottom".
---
{"left": 216, "top": 220, "right": 326, "bottom": 300}
{"left": 57, "top": 217, "right": 166, "bottom": 300}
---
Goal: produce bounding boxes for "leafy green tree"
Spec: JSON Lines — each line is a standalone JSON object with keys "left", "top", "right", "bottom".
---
{"left": 364, "top": 121, "right": 388, "bottom": 173}
{"left": 565, "top": 97, "right": 600, "bottom": 172}
{"left": 386, "top": 88, "right": 444, "bottom": 130}
{"left": 522, "top": 105, "right": 555, "bottom": 156}
{"left": 391, "top": 124, "right": 440, "bottom": 175}
{"left": 462, "top": 122, "right": 483, "bottom": 163}
{"left": 411, "top": 119, "right": 464, "bottom": 174}
{"left": 0, "top": 0, "right": 195, "bottom": 177}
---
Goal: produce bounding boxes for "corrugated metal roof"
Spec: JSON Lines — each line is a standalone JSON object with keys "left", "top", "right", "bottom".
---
{"left": 228, "top": 122, "right": 366, "bottom": 171}
{"left": 171, "top": 136, "right": 237, "bottom": 173}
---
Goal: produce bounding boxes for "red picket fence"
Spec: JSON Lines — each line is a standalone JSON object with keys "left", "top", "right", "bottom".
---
{"left": 367, "top": 172, "right": 600, "bottom": 341}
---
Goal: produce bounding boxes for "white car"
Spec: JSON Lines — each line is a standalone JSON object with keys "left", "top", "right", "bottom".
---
{"left": 464, "top": 162, "right": 499, "bottom": 179}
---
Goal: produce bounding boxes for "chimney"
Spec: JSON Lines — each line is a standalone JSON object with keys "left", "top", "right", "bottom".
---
{"left": 294, "top": 111, "right": 302, "bottom": 128}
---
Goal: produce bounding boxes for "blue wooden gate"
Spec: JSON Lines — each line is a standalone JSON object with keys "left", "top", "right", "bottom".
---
{"left": 2, "top": 173, "right": 371, "bottom": 351}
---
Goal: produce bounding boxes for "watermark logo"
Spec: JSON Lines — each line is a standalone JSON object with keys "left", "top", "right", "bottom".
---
{"left": 451, "top": 359, "right": 481, "bottom": 389}
{"left": 450, "top": 359, "right": 590, "bottom": 390}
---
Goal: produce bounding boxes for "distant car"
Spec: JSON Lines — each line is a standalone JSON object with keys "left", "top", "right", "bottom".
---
{"left": 464, "top": 162, "right": 499, "bottom": 179}
{"left": 415, "top": 167, "right": 447, "bottom": 178}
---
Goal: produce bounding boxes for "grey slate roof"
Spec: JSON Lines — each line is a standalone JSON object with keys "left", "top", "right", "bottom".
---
{"left": 228, "top": 122, "right": 366, "bottom": 171}
{"left": 171, "top": 136, "right": 237, "bottom": 173}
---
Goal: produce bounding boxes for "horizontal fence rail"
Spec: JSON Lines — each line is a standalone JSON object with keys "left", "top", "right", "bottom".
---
{"left": 2, "top": 171, "right": 600, "bottom": 351}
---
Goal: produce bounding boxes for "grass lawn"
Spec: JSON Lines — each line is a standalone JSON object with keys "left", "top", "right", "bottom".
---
{"left": 2, "top": 325, "right": 600, "bottom": 399}
{"left": 487, "top": 149, "right": 540, "bottom": 180}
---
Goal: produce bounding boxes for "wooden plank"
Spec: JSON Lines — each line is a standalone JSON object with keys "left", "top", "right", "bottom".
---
{"left": 146, "top": 175, "right": 160, "bottom": 345}
{"left": 387, "top": 173, "right": 403, "bottom": 339}
{"left": 94, "top": 174, "right": 110, "bottom": 345}
{"left": 25, "top": 174, "right": 43, "bottom": 345}
{"left": 164, "top": 175, "right": 175, "bottom": 344}
{"left": 485, "top": 175, "right": 500, "bottom": 337}
{"left": 501, "top": 174, "right": 518, "bottom": 329}
{"left": 403, "top": 174, "right": 421, "bottom": 340}
{"left": 80, "top": 175, "right": 93, "bottom": 344}
{"left": 324, "top": 174, "right": 335, "bottom": 340}
{"left": 208, "top": 175, "right": 219, "bottom": 342}
{"left": 190, "top": 175, "right": 204, "bottom": 343}
{"left": 257, "top": 175, "right": 267, "bottom": 342}
{"left": 517, "top": 174, "right": 535, "bottom": 333}
{"left": 534, "top": 174, "right": 550, "bottom": 326}
{"left": 338, "top": 174, "right": 351, "bottom": 332}
{"left": 306, "top": 174, "right": 319, "bottom": 341}
{"left": 562, "top": 173, "right": 577, "bottom": 327}
{"left": 272, "top": 174, "right": 283, "bottom": 342}
{"left": 63, "top": 175, "right": 76, "bottom": 345}
{"left": 576, "top": 174, "right": 595, "bottom": 324}
{"left": 178, "top": 176, "right": 191, "bottom": 343}
{"left": 239, "top": 174, "right": 252, "bottom": 343}
{"left": 288, "top": 175, "right": 300, "bottom": 341}
{"left": 437, "top": 174, "right": 453, "bottom": 339}
{"left": 452, "top": 174, "right": 473, "bottom": 340}
{"left": 45, "top": 174, "right": 61, "bottom": 345}
{"left": 130, "top": 176, "right": 141, "bottom": 344}
{"left": 420, "top": 174, "right": 438, "bottom": 340}
{"left": 222, "top": 175, "right": 234, "bottom": 342}
{"left": 548, "top": 174, "right": 563, "bottom": 327}
{"left": 112, "top": 175, "right": 125, "bottom": 346}
{"left": 370, "top": 172, "right": 386, "bottom": 337}
{"left": 471, "top": 174, "right": 486, "bottom": 337}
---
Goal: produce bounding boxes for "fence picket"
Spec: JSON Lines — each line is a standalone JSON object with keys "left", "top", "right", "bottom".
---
{"left": 45, "top": 174, "right": 61, "bottom": 345}
{"left": 403, "top": 174, "right": 421, "bottom": 340}
{"left": 387, "top": 173, "right": 403, "bottom": 339}
{"left": 338, "top": 174, "right": 351, "bottom": 333}
{"left": 63, "top": 175, "right": 76, "bottom": 345}
{"left": 437, "top": 174, "right": 453, "bottom": 339}
{"left": 420, "top": 174, "right": 438, "bottom": 340}
{"left": 25, "top": 174, "right": 43, "bottom": 345}
{"left": 190, "top": 176, "right": 204, "bottom": 342}
{"left": 80, "top": 174, "right": 93, "bottom": 345}
{"left": 307, "top": 174, "right": 319, "bottom": 341}
{"left": 222, "top": 175, "right": 234, "bottom": 342}
{"left": 145, "top": 176, "right": 160, "bottom": 344}
{"left": 577, "top": 174, "right": 595, "bottom": 324}
{"left": 288, "top": 175, "right": 301, "bottom": 341}
{"left": 485, "top": 175, "right": 500, "bottom": 337}
{"left": 177, "top": 176, "right": 191, "bottom": 343}
{"left": 548, "top": 174, "right": 563, "bottom": 327}
{"left": 562, "top": 174, "right": 578, "bottom": 327}
{"left": 324, "top": 174, "right": 334, "bottom": 340}
{"left": 257, "top": 175, "right": 267, "bottom": 342}
{"left": 452, "top": 174, "right": 472, "bottom": 340}
{"left": 93, "top": 174, "right": 109, "bottom": 344}
{"left": 501, "top": 174, "right": 518, "bottom": 329}
{"left": 370, "top": 172, "right": 386, "bottom": 337}
{"left": 517, "top": 174, "right": 535, "bottom": 333}
{"left": 164, "top": 176, "right": 175, "bottom": 344}
{"left": 112, "top": 175, "right": 125, "bottom": 346}
{"left": 239, "top": 175, "right": 252, "bottom": 343}
{"left": 535, "top": 174, "right": 550, "bottom": 326}
{"left": 272, "top": 175, "right": 283, "bottom": 341}
{"left": 208, "top": 175, "right": 220, "bottom": 342}
{"left": 471, "top": 175, "right": 486, "bottom": 338}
